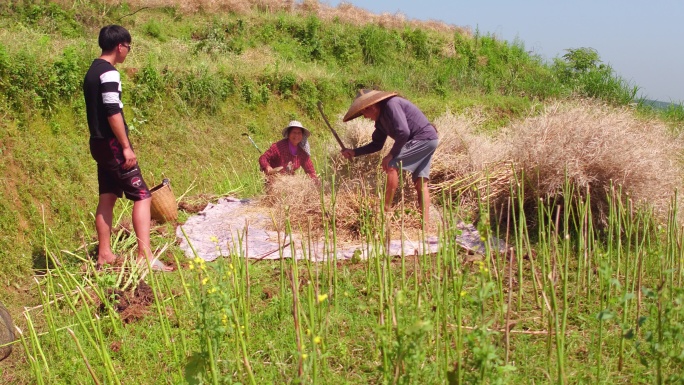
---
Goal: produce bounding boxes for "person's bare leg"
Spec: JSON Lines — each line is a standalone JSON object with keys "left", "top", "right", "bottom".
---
{"left": 132, "top": 197, "right": 152, "bottom": 263}
{"left": 414, "top": 177, "right": 430, "bottom": 226}
{"left": 132, "top": 197, "right": 172, "bottom": 271}
{"left": 384, "top": 168, "right": 399, "bottom": 214}
{"left": 95, "top": 193, "right": 118, "bottom": 265}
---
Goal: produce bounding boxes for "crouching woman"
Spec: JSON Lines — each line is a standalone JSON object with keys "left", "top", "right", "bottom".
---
{"left": 259, "top": 120, "right": 317, "bottom": 180}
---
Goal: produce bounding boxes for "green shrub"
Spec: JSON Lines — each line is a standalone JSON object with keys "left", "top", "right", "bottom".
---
{"left": 359, "top": 25, "right": 396, "bottom": 65}
{"left": 314, "top": 77, "right": 345, "bottom": 102}
{"left": 296, "top": 79, "right": 319, "bottom": 116}
{"left": 402, "top": 28, "right": 433, "bottom": 62}
{"left": 282, "top": 15, "right": 325, "bottom": 61}
{"left": 553, "top": 48, "right": 637, "bottom": 104}
{"left": 662, "top": 103, "right": 684, "bottom": 129}
{"left": 453, "top": 31, "right": 477, "bottom": 71}
{"left": 302, "top": 16, "right": 324, "bottom": 61}
{"left": 3, "top": 50, "right": 42, "bottom": 113}
{"left": 143, "top": 19, "right": 167, "bottom": 42}
{"left": 176, "top": 68, "right": 234, "bottom": 113}
{"left": 53, "top": 46, "right": 85, "bottom": 99}
{"left": 129, "top": 63, "right": 165, "bottom": 108}
{"left": 241, "top": 80, "right": 270, "bottom": 107}
{"left": 16, "top": 2, "right": 84, "bottom": 37}
{"left": 193, "top": 20, "right": 245, "bottom": 55}
{"left": 277, "top": 72, "right": 297, "bottom": 98}
{"left": 328, "top": 26, "right": 359, "bottom": 65}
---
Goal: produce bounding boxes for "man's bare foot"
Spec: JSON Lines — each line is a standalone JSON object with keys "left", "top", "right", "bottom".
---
{"left": 96, "top": 254, "right": 117, "bottom": 267}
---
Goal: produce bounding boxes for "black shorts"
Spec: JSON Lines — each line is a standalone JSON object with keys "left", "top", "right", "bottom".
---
{"left": 89, "top": 138, "right": 151, "bottom": 201}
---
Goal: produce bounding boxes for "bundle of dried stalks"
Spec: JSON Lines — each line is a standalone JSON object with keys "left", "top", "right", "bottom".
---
{"left": 261, "top": 174, "right": 322, "bottom": 220}
{"left": 502, "top": 100, "right": 683, "bottom": 226}
{"left": 428, "top": 111, "right": 512, "bottom": 211}
{"left": 259, "top": 173, "right": 380, "bottom": 240}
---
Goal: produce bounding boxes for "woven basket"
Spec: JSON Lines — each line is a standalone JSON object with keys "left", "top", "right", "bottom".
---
{"left": 150, "top": 179, "right": 178, "bottom": 223}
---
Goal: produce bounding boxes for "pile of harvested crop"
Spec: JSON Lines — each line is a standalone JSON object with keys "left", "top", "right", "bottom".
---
{"left": 259, "top": 99, "right": 684, "bottom": 236}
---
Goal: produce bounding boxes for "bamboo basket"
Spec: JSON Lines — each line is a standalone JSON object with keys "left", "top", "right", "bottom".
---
{"left": 150, "top": 179, "right": 178, "bottom": 223}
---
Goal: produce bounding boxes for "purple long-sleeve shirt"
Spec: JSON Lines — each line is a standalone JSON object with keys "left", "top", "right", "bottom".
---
{"left": 353, "top": 97, "right": 438, "bottom": 158}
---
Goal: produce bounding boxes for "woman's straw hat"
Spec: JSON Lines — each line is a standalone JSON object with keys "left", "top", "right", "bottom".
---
{"left": 343, "top": 89, "right": 397, "bottom": 122}
{"left": 282, "top": 120, "right": 311, "bottom": 156}
{"left": 282, "top": 120, "right": 311, "bottom": 138}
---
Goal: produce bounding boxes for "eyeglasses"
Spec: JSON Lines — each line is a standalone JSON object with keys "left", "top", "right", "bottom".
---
{"left": 120, "top": 43, "right": 132, "bottom": 51}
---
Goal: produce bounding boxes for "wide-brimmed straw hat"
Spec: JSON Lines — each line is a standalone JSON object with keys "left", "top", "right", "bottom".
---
{"left": 281, "top": 120, "right": 311, "bottom": 139}
{"left": 343, "top": 89, "right": 397, "bottom": 122}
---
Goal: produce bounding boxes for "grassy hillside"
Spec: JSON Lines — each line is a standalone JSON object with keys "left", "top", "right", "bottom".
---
{"left": 6, "top": 2, "right": 684, "bottom": 385}
{"left": 0, "top": 0, "right": 654, "bottom": 278}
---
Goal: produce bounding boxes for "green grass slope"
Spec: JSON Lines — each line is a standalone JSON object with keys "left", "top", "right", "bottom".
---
{"left": 0, "top": 0, "right": 646, "bottom": 279}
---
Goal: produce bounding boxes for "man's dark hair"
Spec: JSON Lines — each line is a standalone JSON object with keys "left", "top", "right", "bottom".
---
{"left": 98, "top": 25, "right": 131, "bottom": 52}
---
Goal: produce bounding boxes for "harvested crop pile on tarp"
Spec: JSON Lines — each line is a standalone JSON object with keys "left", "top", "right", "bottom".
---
{"left": 261, "top": 174, "right": 363, "bottom": 239}
{"left": 260, "top": 173, "right": 427, "bottom": 241}
{"left": 258, "top": 99, "right": 683, "bottom": 242}
{"left": 255, "top": 116, "right": 432, "bottom": 241}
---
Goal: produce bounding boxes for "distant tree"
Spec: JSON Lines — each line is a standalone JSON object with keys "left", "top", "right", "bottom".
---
{"left": 553, "top": 47, "right": 636, "bottom": 104}
{"left": 562, "top": 47, "right": 602, "bottom": 73}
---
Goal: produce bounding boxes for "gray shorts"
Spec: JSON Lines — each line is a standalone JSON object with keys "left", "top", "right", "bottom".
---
{"left": 388, "top": 139, "right": 439, "bottom": 180}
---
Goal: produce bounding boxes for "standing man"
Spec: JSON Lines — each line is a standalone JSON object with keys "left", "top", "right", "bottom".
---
{"left": 83, "top": 25, "right": 171, "bottom": 271}
{"left": 341, "top": 89, "right": 439, "bottom": 226}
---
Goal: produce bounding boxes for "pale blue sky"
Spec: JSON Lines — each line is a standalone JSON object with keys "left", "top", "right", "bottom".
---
{"left": 328, "top": 0, "right": 684, "bottom": 103}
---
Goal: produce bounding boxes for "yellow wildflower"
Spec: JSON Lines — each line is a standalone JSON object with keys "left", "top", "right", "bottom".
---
{"left": 313, "top": 336, "right": 322, "bottom": 344}
{"left": 317, "top": 294, "right": 328, "bottom": 303}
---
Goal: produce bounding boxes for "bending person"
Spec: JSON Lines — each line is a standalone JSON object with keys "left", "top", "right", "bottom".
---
{"left": 341, "top": 89, "right": 439, "bottom": 225}
{"left": 259, "top": 120, "right": 317, "bottom": 179}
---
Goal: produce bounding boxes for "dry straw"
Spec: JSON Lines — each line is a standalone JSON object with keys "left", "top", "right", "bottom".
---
{"left": 260, "top": 173, "right": 377, "bottom": 241}
{"left": 431, "top": 100, "right": 684, "bottom": 227}
{"left": 261, "top": 99, "right": 683, "bottom": 238}
{"left": 429, "top": 110, "right": 512, "bottom": 211}
{"left": 503, "top": 100, "right": 683, "bottom": 225}
{"left": 260, "top": 116, "right": 428, "bottom": 240}
{"left": 80, "top": 0, "right": 467, "bottom": 34}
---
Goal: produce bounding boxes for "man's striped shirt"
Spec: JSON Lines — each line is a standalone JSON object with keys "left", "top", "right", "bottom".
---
{"left": 83, "top": 58, "right": 127, "bottom": 139}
